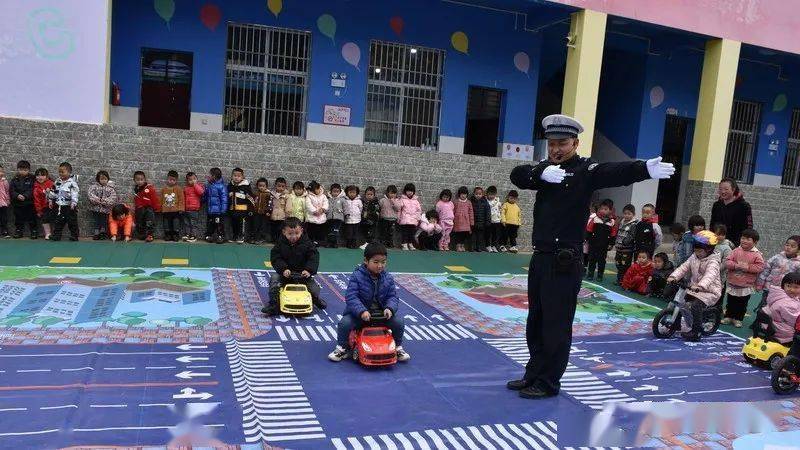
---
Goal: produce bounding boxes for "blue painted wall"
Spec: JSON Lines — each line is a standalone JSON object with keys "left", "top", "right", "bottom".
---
{"left": 111, "top": 0, "right": 544, "bottom": 144}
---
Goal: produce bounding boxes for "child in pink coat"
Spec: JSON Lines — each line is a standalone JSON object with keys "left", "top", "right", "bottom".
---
{"left": 452, "top": 186, "right": 474, "bottom": 252}
{"left": 723, "top": 228, "right": 765, "bottom": 327}
{"left": 763, "top": 272, "right": 800, "bottom": 344}
{"left": 398, "top": 183, "right": 422, "bottom": 250}
{"left": 436, "top": 189, "right": 455, "bottom": 251}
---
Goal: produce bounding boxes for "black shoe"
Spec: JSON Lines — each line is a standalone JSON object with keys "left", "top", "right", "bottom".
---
{"left": 216, "top": 235, "right": 225, "bottom": 244}
{"left": 93, "top": 234, "right": 101, "bottom": 240}
{"left": 30, "top": 232, "right": 38, "bottom": 240}
{"left": 680, "top": 330, "right": 701, "bottom": 342}
{"left": 506, "top": 379, "right": 534, "bottom": 391}
{"left": 13, "top": 231, "right": 23, "bottom": 239}
{"left": 205, "top": 235, "right": 213, "bottom": 243}
{"left": 313, "top": 297, "right": 327, "bottom": 310}
{"left": 519, "top": 385, "right": 557, "bottom": 399}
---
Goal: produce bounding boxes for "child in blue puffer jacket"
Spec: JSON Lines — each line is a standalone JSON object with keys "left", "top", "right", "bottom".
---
{"left": 204, "top": 167, "right": 228, "bottom": 244}
{"left": 328, "top": 242, "right": 410, "bottom": 362}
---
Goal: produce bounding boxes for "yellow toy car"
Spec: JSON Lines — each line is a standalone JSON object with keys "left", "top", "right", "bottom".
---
{"left": 279, "top": 283, "right": 313, "bottom": 315}
{"left": 742, "top": 336, "right": 789, "bottom": 369}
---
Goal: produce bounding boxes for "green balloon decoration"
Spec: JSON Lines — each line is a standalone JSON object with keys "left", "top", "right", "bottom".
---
{"left": 317, "top": 14, "right": 336, "bottom": 44}
{"left": 154, "top": 0, "right": 175, "bottom": 27}
{"left": 773, "top": 94, "right": 788, "bottom": 112}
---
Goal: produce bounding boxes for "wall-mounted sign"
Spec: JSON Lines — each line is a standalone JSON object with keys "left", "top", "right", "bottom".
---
{"left": 323, "top": 105, "right": 351, "bottom": 126}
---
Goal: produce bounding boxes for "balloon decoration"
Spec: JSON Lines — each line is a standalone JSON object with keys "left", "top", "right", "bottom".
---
{"left": 765, "top": 124, "right": 776, "bottom": 136}
{"left": 317, "top": 14, "right": 337, "bottom": 44}
{"left": 267, "top": 0, "right": 282, "bottom": 18}
{"left": 389, "top": 16, "right": 404, "bottom": 37}
{"left": 200, "top": 3, "right": 221, "bottom": 31}
{"left": 451, "top": 31, "right": 468, "bottom": 54}
{"left": 342, "top": 42, "right": 361, "bottom": 70}
{"left": 773, "top": 93, "right": 788, "bottom": 112}
{"left": 154, "top": 0, "right": 175, "bottom": 28}
{"left": 649, "top": 86, "right": 664, "bottom": 108}
{"left": 513, "top": 52, "right": 530, "bottom": 75}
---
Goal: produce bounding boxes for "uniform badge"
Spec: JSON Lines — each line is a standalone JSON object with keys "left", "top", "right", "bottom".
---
{"left": 588, "top": 163, "right": 598, "bottom": 171}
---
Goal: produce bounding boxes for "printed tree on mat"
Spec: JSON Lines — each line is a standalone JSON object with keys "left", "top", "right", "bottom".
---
{"left": 115, "top": 311, "right": 148, "bottom": 327}
{"left": 32, "top": 316, "right": 65, "bottom": 328}
{"left": 185, "top": 316, "right": 213, "bottom": 327}
{"left": 121, "top": 268, "right": 146, "bottom": 277}
{"left": 150, "top": 271, "right": 176, "bottom": 280}
{"left": 0, "top": 312, "right": 33, "bottom": 327}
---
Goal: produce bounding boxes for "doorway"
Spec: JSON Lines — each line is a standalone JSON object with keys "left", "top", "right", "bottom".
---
{"left": 464, "top": 86, "right": 504, "bottom": 157}
{"left": 656, "top": 115, "right": 692, "bottom": 226}
{"left": 139, "top": 48, "right": 193, "bottom": 129}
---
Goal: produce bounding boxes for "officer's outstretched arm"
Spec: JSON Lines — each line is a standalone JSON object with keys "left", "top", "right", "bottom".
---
{"left": 588, "top": 160, "right": 650, "bottom": 190}
{"left": 510, "top": 162, "right": 548, "bottom": 190}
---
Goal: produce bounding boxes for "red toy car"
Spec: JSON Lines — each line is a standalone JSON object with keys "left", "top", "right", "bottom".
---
{"left": 348, "top": 307, "right": 397, "bottom": 367}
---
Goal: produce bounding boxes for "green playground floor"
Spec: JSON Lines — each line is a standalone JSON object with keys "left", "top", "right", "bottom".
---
{"left": 0, "top": 239, "right": 756, "bottom": 337}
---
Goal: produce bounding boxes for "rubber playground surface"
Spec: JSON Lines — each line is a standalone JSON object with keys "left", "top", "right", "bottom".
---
{"left": 0, "top": 240, "right": 798, "bottom": 449}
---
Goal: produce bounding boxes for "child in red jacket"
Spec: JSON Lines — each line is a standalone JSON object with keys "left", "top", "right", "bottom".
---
{"left": 622, "top": 250, "right": 654, "bottom": 295}
{"left": 133, "top": 171, "right": 160, "bottom": 242}
{"left": 33, "top": 168, "right": 54, "bottom": 240}
{"left": 182, "top": 171, "right": 204, "bottom": 242}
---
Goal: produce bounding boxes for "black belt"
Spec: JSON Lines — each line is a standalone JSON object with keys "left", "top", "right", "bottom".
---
{"left": 533, "top": 241, "right": 581, "bottom": 254}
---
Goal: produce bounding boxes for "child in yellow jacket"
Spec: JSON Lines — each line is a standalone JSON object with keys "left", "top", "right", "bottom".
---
{"left": 500, "top": 190, "right": 521, "bottom": 253}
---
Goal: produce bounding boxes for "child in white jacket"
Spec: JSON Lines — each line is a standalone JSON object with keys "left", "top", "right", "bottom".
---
{"left": 342, "top": 185, "right": 363, "bottom": 249}
{"left": 304, "top": 180, "right": 329, "bottom": 246}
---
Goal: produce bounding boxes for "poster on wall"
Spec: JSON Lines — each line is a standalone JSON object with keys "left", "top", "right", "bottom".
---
{"left": 323, "top": 105, "right": 351, "bottom": 126}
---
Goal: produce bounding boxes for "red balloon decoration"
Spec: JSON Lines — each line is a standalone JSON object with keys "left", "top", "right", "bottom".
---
{"left": 389, "top": 16, "right": 404, "bottom": 37}
{"left": 200, "top": 3, "right": 221, "bottom": 31}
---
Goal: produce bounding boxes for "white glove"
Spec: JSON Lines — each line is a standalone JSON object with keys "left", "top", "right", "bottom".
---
{"left": 541, "top": 165, "right": 566, "bottom": 184}
{"left": 646, "top": 157, "right": 675, "bottom": 179}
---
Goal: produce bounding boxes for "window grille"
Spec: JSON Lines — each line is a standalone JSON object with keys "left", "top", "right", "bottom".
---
{"left": 723, "top": 99, "right": 762, "bottom": 183}
{"left": 781, "top": 109, "right": 800, "bottom": 187}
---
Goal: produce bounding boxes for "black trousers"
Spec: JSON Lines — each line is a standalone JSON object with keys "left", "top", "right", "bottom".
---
{"left": 586, "top": 248, "right": 608, "bottom": 278}
{"left": 251, "top": 214, "right": 270, "bottom": 241}
{"left": 725, "top": 293, "right": 751, "bottom": 321}
{"left": 524, "top": 247, "right": 582, "bottom": 394}
{"left": 362, "top": 220, "right": 378, "bottom": 243}
{"left": 487, "top": 223, "right": 503, "bottom": 247}
{"left": 343, "top": 223, "right": 360, "bottom": 248}
{"left": 135, "top": 207, "right": 155, "bottom": 239}
{"left": 229, "top": 212, "right": 249, "bottom": 239}
{"left": 418, "top": 232, "right": 442, "bottom": 250}
{"left": 305, "top": 222, "right": 326, "bottom": 245}
{"left": 472, "top": 226, "right": 487, "bottom": 251}
{"left": 13, "top": 205, "right": 35, "bottom": 233}
{"left": 270, "top": 219, "right": 284, "bottom": 243}
{"left": 648, "top": 274, "right": 668, "bottom": 297}
{"left": 162, "top": 212, "right": 181, "bottom": 239}
{"left": 614, "top": 251, "right": 633, "bottom": 284}
{"left": 378, "top": 219, "right": 396, "bottom": 247}
{"left": 52, "top": 206, "right": 79, "bottom": 240}
{"left": 503, "top": 224, "right": 519, "bottom": 247}
{"left": 327, "top": 219, "right": 343, "bottom": 247}
{"left": 682, "top": 294, "right": 707, "bottom": 333}
{"left": 206, "top": 213, "right": 225, "bottom": 239}
{"left": 400, "top": 224, "right": 416, "bottom": 244}
{"left": 451, "top": 231, "right": 471, "bottom": 246}
{"left": 0, "top": 206, "right": 8, "bottom": 234}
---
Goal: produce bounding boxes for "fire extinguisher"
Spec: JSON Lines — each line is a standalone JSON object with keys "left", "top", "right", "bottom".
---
{"left": 111, "top": 82, "right": 121, "bottom": 106}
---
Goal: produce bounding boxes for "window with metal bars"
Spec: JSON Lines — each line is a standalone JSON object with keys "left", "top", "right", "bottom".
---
{"left": 723, "top": 99, "right": 762, "bottom": 183}
{"left": 223, "top": 23, "right": 310, "bottom": 137}
{"left": 364, "top": 41, "right": 444, "bottom": 149}
{"left": 781, "top": 109, "right": 800, "bottom": 187}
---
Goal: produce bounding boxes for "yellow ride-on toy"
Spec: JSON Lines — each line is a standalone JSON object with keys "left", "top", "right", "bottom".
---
{"left": 742, "top": 308, "right": 790, "bottom": 369}
{"left": 279, "top": 273, "right": 313, "bottom": 316}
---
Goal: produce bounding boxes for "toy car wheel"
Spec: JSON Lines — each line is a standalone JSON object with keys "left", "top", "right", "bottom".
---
{"left": 652, "top": 309, "right": 678, "bottom": 338}
{"left": 771, "top": 355, "right": 800, "bottom": 395}
{"left": 768, "top": 353, "right": 784, "bottom": 370}
{"left": 743, "top": 354, "right": 755, "bottom": 365}
{"left": 701, "top": 307, "right": 722, "bottom": 336}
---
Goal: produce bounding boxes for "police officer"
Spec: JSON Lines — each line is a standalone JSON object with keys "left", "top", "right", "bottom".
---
{"left": 507, "top": 114, "right": 675, "bottom": 399}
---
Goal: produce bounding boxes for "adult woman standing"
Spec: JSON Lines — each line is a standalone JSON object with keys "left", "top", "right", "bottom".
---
{"left": 710, "top": 177, "right": 753, "bottom": 247}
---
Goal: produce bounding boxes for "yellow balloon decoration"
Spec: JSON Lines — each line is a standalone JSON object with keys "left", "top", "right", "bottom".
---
{"left": 267, "top": 0, "right": 282, "bottom": 17}
{"left": 451, "top": 31, "right": 468, "bottom": 54}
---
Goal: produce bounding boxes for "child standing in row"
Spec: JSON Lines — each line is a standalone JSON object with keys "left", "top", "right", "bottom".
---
{"left": 471, "top": 186, "right": 491, "bottom": 252}
{"left": 49, "top": 162, "right": 80, "bottom": 241}
{"left": 614, "top": 204, "right": 638, "bottom": 285}
{"left": 452, "top": 186, "right": 473, "bottom": 252}
{"left": 286, "top": 181, "right": 307, "bottom": 222}
{"left": 204, "top": 167, "right": 227, "bottom": 244}
{"left": 486, "top": 186, "right": 502, "bottom": 253}
{"left": 87, "top": 170, "right": 117, "bottom": 240}
{"left": 183, "top": 172, "right": 204, "bottom": 242}
{"left": 361, "top": 186, "right": 380, "bottom": 248}
{"left": 10, "top": 160, "right": 35, "bottom": 239}
{"left": 305, "top": 180, "right": 329, "bottom": 246}
{"left": 756, "top": 235, "right": 800, "bottom": 308}
{"left": 270, "top": 177, "right": 288, "bottom": 243}
{"left": 675, "top": 215, "right": 705, "bottom": 266}
{"left": 133, "top": 171, "right": 159, "bottom": 242}
{"left": 327, "top": 183, "right": 345, "bottom": 248}
{"left": 378, "top": 185, "right": 400, "bottom": 248}
{"left": 161, "top": 170, "right": 185, "bottom": 242}
{"left": 633, "top": 203, "right": 662, "bottom": 258}
{"left": 436, "top": 189, "right": 454, "bottom": 251}
{"left": 0, "top": 165, "right": 8, "bottom": 238}
{"left": 585, "top": 199, "right": 616, "bottom": 282}
{"left": 228, "top": 168, "right": 253, "bottom": 244}
{"left": 723, "top": 228, "right": 764, "bottom": 327}
{"left": 398, "top": 183, "right": 421, "bottom": 251}
{"left": 343, "top": 185, "right": 363, "bottom": 249}
{"left": 714, "top": 225, "right": 734, "bottom": 306}
{"left": 250, "top": 178, "right": 273, "bottom": 245}
{"left": 33, "top": 168, "right": 53, "bottom": 240}
{"left": 500, "top": 190, "right": 521, "bottom": 253}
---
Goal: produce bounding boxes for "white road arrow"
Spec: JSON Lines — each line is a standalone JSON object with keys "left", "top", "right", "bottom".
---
{"left": 404, "top": 315, "right": 418, "bottom": 323}
{"left": 579, "top": 356, "right": 604, "bottom": 363}
{"left": 304, "top": 314, "right": 325, "bottom": 323}
{"left": 175, "top": 371, "right": 211, "bottom": 380}
{"left": 431, "top": 314, "right": 445, "bottom": 321}
{"left": 607, "top": 370, "right": 631, "bottom": 377}
{"left": 176, "top": 344, "right": 208, "bottom": 351}
{"left": 173, "top": 388, "right": 213, "bottom": 400}
{"left": 275, "top": 316, "right": 291, "bottom": 323}
{"left": 175, "top": 356, "right": 209, "bottom": 363}
{"left": 633, "top": 384, "right": 659, "bottom": 392}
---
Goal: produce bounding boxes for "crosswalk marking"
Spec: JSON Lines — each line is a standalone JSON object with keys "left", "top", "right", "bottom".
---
{"left": 484, "top": 338, "right": 637, "bottom": 410}
{"left": 274, "top": 324, "right": 478, "bottom": 342}
{"left": 226, "top": 340, "right": 326, "bottom": 443}
{"left": 332, "top": 421, "right": 560, "bottom": 450}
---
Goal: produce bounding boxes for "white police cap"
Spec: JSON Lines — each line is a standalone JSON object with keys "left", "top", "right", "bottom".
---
{"left": 542, "top": 114, "right": 584, "bottom": 139}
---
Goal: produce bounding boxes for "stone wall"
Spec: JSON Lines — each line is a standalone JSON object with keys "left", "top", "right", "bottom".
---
{"left": 0, "top": 117, "right": 535, "bottom": 248}
{"left": 682, "top": 180, "right": 800, "bottom": 255}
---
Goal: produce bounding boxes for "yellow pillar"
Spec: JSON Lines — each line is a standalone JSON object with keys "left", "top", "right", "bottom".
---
{"left": 561, "top": 9, "right": 607, "bottom": 157}
{"left": 688, "top": 39, "right": 741, "bottom": 181}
